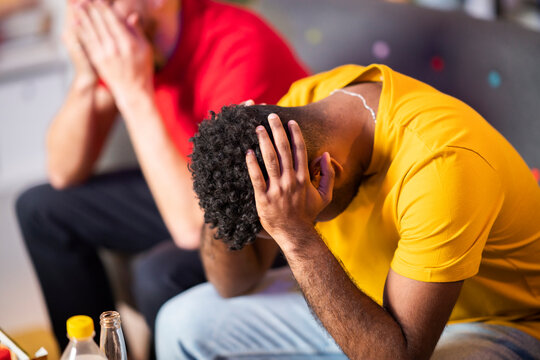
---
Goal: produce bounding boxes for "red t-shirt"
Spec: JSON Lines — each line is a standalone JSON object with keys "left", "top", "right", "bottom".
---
{"left": 152, "top": 0, "right": 308, "bottom": 158}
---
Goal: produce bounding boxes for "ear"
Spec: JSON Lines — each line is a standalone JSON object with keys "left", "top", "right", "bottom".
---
{"left": 309, "top": 154, "right": 343, "bottom": 188}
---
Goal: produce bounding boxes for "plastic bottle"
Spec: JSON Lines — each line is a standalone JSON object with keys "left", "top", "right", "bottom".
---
{"left": 60, "top": 315, "right": 107, "bottom": 360}
{"left": 99, "top": 311, "right": 127, "bottom": 360}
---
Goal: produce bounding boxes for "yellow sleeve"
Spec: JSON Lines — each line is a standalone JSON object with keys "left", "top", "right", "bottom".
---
{"left": 391, "top": 148, "right": 504, "bottom": 282}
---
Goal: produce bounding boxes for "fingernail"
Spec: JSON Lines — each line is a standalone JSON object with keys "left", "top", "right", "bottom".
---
{"left": 256, "top": 126, "right": 265, "bottom": 133}
{"left": 268, "top": 113, "right": 278, "bottom": 121}
{"left": 246, "top": 149, "right": 254, "bottom": 156}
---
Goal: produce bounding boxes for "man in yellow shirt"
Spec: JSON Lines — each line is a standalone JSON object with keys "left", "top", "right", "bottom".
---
{"left": 156, "top": 64, "right": 540, "bottom": 359}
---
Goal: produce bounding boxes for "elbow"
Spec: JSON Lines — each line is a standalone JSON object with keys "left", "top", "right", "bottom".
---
{"left": 207, "top": 273, "right": 259, "bottom": 299}
{"left": 47, "top": 156, "right": 74, "bottom": 190}
{"left": 211, "top": 281, "right": 251, "bottom": 299}
{"left": 170, "top": 226, "right": 203, "bottom": 250}
{"left": 214, "top": 286, "right": 237, "bottom": 299}
{"left": 48, "top": 171, "right": 73, "bottom": 190}
{"left": 47, "top": 166, "right": 85, "bottom": 190}
{"left": 47, "top": 160, "right": 89, "bottom": 190}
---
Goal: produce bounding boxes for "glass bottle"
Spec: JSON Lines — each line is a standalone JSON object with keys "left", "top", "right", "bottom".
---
{"left": 99, "top": 311, "right": 127, "bottom": 360}
{"left": 60, "top": 315, "right": 107, "bottom": 360}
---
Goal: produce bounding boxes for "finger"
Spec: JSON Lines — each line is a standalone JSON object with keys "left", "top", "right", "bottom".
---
{"left": 75, "top": 4, "right": 102, "bottom": 49}
{"left": 65, "top": 1, "right": 76, "bottom": 27}
{"left": 318, "top": 152, "right": 335, "bottom": 203}
{"left": 268, "top": 114, "right": 294, "bottom": 176}
{"left": 63, "top": 20, "right": 93, "bottom": 62}
{"left": 256, "top": 125, "right": 281, "bottom": 180}
{"left": 87, "top": 3, "right": 116, "bottom": 53}
{"left": 96, "top": 0, "right": 131, "bottom": 51}
{"left": 241, "top": 99, "right": 255, "bottom": 106}
{"left": 246, "top": 150, "right": 268, "bottom": 197}
{"left": 288, "top": 120, "right": 309, "bottom": 181}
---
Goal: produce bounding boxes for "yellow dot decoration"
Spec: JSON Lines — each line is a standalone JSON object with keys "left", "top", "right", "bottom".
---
{"left": 304, "top": 28, "right": 323, "bottom": 45}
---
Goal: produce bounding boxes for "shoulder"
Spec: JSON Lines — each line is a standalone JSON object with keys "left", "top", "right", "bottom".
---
{"left": 201, "top": 0, "right": 281, "bottom": 40}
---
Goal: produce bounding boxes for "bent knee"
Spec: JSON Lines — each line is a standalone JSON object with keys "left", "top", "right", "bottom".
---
{"left": 156, "top": 283, "right": 224, "bottom": 358}
{"left": 15, "top": 184, "right": 58, "bottom": 229}
{"left": 156, "top": 283, "right": 220, "bottom": 338}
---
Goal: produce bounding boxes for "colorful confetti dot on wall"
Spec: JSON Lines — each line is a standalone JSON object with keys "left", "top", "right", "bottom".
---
{"left": 304, "top": 28, "right": 323, "bottom": 45}
{"left": 372, "top": 41, "right": 390, "bottom": 60}
{"left": 430, "top": 56, "right": 445, "bottom": 72}
{"left": 488, "top": 70, "right": 502, "bottom": 88}
{"left": 532, "top": 168, "right": 540, "bottom": 183}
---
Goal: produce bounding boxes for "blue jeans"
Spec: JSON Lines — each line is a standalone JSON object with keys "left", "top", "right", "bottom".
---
{"left": 155, "top": 268, "right": 540, "bottom": 360}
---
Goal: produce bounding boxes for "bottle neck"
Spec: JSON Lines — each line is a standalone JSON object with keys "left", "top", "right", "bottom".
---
{"left": 69, "top": 337, "right": 95, "bottom": 343}
{"left": 99, "top": 311, "right": 122, "bottom": 329}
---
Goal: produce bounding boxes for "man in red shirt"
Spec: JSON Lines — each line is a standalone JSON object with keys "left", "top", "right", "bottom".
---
{"left": 15, "top": 0, "right": 307, "bottom": 349}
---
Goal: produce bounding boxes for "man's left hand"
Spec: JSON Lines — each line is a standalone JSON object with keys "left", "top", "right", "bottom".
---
{"left": 74, "top": 0, "right": 154, "bottom": 108}
{"left": 246, "top": 114, "right": 335, "bottom": 252}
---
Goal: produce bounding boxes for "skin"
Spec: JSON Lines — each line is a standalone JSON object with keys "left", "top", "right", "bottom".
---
{"left": 200, "top": 226, "right": 280, "bottom": 298}
{"left": 47, "top": 0, "right": 202, "bottom": 248}
{"left": 203, "top": 84, "right": 463, "bottom": 359}
{"left": 47, "top": 0, "right": 117, "bottom": 188}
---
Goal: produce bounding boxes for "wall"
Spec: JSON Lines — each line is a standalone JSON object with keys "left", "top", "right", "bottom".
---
{"left": 0, "top": 1, "right": 138, "bottom": 358}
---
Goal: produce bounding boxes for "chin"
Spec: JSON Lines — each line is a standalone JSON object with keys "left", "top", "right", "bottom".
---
{"left": 315, "top": 206, "right": 341, "bottom": 222}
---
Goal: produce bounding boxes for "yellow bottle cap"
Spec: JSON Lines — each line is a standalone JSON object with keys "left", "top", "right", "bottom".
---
{"left": 66, "top": 315, "right": 94, "bottom": 340}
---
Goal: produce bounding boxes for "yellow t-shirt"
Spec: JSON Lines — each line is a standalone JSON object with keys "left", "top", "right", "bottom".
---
{"left": 278, "top": 64, "right": 540, "bottom": 339}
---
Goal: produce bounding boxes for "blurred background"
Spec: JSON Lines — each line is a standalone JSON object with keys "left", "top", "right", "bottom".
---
{"left": 1, "top": 0, "right": 539, "bottom": 359}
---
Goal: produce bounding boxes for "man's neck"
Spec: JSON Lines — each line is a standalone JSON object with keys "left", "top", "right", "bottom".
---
{"left": 343, "top": 81, "right": 380, "bottom": 173}
{"left": 313, "top": 82, "right": 380, "bottom": 176}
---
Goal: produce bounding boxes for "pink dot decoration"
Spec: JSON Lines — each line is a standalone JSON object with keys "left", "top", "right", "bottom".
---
{"left": 372, "top": 41, "right": 390, "bottom": 60}
{"left": 532, "top": 168, "right": 540, "bottom": 183}
{"left": 430, "top": 56, "right": 445, "bottom": 72}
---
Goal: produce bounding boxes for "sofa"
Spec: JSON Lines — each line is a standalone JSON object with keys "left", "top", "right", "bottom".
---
{"left": 110, "top": 1, "right": 540, "bottom": 358}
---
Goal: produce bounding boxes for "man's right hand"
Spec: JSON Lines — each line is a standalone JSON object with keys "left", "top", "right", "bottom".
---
{"left": 63, "top": 0, "right": 97, "bottom": 87}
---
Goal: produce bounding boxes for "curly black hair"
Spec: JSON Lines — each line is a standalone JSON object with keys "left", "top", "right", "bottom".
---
{"left": 190, "top": 104, "right": 309, "bottom": 250}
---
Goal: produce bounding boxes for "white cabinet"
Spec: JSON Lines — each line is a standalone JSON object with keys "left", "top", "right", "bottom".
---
{"left": 0, "top": 65, "right": 69, "bottom": 191}
{"left": 0, "top": 63, "right": 69, "bottom": 339}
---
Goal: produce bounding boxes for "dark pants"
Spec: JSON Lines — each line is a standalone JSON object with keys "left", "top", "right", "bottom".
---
{"left": 15, "top": 169, "right": 207, "bottom": 349}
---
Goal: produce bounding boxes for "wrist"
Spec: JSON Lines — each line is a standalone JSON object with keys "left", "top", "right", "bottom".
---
{"left": 117, "top": 87, "right": 158, "bottom": 124}
{"left": 115, "top": 85, "right": 155, "bottom": 117}
{"left": 271, "top": 223, "right": 320, "bottom": 257}
{"left": 72, "top": 73, "right": 97, "bottom": 92}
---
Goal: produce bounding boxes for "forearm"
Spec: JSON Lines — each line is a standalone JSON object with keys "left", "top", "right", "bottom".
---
{"left": 47, "top": 77, "right": 112, "bottom": 188}
{"left": 281, "top": 228, "right": 411, "bottom": 360}
{"left": 119, "top": 93, "right": 203, "bottom": 248}
{"left": 201, "top": 225, "right": 279, "bottom": 298}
